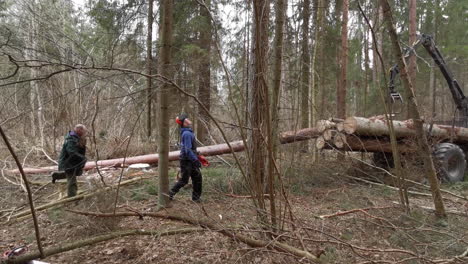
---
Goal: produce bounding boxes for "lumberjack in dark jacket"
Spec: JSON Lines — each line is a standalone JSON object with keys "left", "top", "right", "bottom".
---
{"left": 169, "top": 114, "right": 203, "bottom": 202}
{"left": 51, "top": 124, "right": 87, "bottom": 197}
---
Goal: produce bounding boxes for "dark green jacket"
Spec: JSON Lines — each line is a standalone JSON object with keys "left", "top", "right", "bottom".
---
{"left": 58, "top": 131, "right": 87, "bottom": 175}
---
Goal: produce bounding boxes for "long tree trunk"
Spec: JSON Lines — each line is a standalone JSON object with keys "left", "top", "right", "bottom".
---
{"left": 300, "top": 0, "right": 310, "bottom": 128}
{"left": 13, "top": 127, "right": 322, "bottom": 175}
{"left": 318, "top": 0, "right": 327, "bottom": 119}
{"left": 250, "top": 0, "right": 272, "bottom": 227}
{"left": 196, "top": 0, "right": 212, "bottom": 144}
{"left": 364, "top": 26, "right": 370, "bottom": 116}
{"left": 336, "top": 0, "right": 349, "bottom": 119}
{"left": 372, "top": 2, "right": 382, "bottom": 86}
{"left": 270, "top": 0, "right": 286, "bottom": 158}
{"left": 344, "top": 116, "right": 468, "bottom": 142}
{"left": 146, "top": 0, "right": 154, "bottom": 139}
{"left": 431, "top": 0, "right": 440, "bottom": 117}
{"left": 157, "top": 0, "right": 174, "bottom": 209}
{"left": 407, "top": 0, "right": 417, "bottom": 119}
{"left": 244, "top": 2, "right": 251, "bottom": 127}
{"left": 28, "top": 0, "right": 45, "bottom": 147}
{"left": 379, "top": 0, "right": 446, "bottom": 219}
{"left": 310, "top": 0, "right": 322, "bottom": 160}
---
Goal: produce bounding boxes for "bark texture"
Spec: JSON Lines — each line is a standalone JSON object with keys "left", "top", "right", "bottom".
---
{"left": 196, "top": 0, "right": 212, "bottom": 144}
{"left": 300, "top": 0, "right": 311, "bottom": 128}
{"left": 380, "top": 0, "right": 446, "bottom": 218}
{"left": 157, "top": 0, "right": 174, "bottom": 208}
{"left": 337, "top": 0, "right": 349, "bottom": 119}
{"left": 146, "top": 0, "right": 154, "bottom": 138}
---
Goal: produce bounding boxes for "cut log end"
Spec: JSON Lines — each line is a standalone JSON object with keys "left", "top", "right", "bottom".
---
{"left": 316, "top": 120, "right": 336, "bottom": 133}
{"left": 343, "top": 117, "right": 358, "bottom": 134}
{"left": 336, "top": 122, "right": 344, "bottom": 132}
{"left": 333, "top": 133, "right": 347, "bottom": 149}
{"left": 323, "top": 129, "right": 335, "bottom": 141}
{"left": 315, "top": 136, "right": 326, "bottom": 150}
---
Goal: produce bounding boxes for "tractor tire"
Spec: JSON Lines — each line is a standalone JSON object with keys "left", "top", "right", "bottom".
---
{"left": 433, "top": 143, "right": 466, "bottom": 182}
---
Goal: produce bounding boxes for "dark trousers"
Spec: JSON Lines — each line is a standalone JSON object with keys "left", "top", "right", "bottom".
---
{"left": 52, "top": 170, "right": 80, "bottom": 197}
{"left": 170, "top": 160, "right": 202, "bottom": 200}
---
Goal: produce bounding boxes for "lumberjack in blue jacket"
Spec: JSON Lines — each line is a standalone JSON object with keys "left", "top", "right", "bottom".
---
{"left": 169, "top": 114, "right": 203, "bottom": 202}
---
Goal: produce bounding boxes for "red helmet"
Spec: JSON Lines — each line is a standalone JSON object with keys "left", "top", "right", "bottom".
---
{"left": 175, "top": 113, "right": 188, "bottom": 126}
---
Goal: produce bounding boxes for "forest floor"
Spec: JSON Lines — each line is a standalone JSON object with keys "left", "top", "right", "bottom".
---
{"left": 1, "top": 153, "right": 468, "bottom": 264}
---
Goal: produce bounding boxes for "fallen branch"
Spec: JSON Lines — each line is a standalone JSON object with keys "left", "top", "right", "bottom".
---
{"left": 459, "top": 247, "right": 468, "bottom": 258}
{"left": 341, "top": 174, "right": 458, "bottom": 201}
{"left": 391, "top": 202, "right": 468, "bottom": 218}
{"left": 1, "top": 228, "right": 203, "bottom": 264}
{"left": 66, "top": 209, "right": 319, "bottom": 262}
{"left": 3, "top": 176, "right": 149, "bottom": 223}
{"left": 319, "top": 206, "right": 397, "bottom": 219}
{"left": 224, "top": 193, "right": 271, "bottom": 199}
{"left": 0, "top": 124, "right": 44, "bottom": 257}
{"left": 383, "top": 171, "right": 468, "bottom": 202}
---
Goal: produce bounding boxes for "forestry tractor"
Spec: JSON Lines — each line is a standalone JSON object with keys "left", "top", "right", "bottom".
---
{"left": 385, "top": 33, "right": 467, "bottom": 182}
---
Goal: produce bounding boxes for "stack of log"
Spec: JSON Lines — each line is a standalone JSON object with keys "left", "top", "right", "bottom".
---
{"left": 315, "top": 116, "right": 468, "bottom": 154}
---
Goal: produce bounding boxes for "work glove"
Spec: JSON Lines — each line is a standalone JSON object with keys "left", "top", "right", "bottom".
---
{"left": 194, "top": 160, "right": 202, "bottom": 168}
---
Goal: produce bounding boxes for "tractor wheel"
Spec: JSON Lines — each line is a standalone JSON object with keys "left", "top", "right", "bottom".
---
{"left": 433, "top": 143, "right": 466, "bottom": 182}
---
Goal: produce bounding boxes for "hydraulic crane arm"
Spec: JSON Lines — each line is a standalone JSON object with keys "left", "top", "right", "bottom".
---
{"left": 388, "top": 34, "right": 468, "bottom": 119}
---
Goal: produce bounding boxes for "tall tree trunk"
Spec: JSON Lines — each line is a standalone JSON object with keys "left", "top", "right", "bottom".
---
{"left": 364, "top": 26, "right": 370, "bottom": 116}
{"left": 407, "top": 0, "right": 417, "bottom": 119}
{"left": 431, "top": 0, "right": 440, "bottom": 117}
{"left": 300, "top": 0, "right": 310, "bottom": 128}
{"left": 311, "top": 0, "right": 323, "bottom": 159}
{"left": 146, "top": 0, "right": 154, "bottom": 139}
{"left": 271, "top": 0, "right": 286, "bottom": 158}
{"left": 250, "top": 0, "right": 272, "bottom": 227}
{"left": 372, "top": 2, "right": 382, "bottom": 86}
{"left": 379, "top": 0, "right": 447, "bottom": 219}
{"left": 196, "top": 0, "right": 212, "bottom": 145}
{"left": 245, "top": 2, "right": 251, "bottom": 127}
{"left": 28, "top": 0, "right": 44, "bottom": 146}
{"left": 337, "top": 0, "right": 348, "bottom": 119}
{"left": 157, "top": 0, "right": 174, "bottom": 209}
{"left": 318, "top": 0, "right": 327, "bottom": 119}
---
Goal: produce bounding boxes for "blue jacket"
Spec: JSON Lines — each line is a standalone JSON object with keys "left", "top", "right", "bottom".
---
{"left": 179, "top": 127, "right": 198, "bottom": 162}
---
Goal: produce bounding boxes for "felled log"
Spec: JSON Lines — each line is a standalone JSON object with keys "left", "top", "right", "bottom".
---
{"left": 343, "top": 116, "right": 468, "bottom": 142}
{"left": 315, "top": 136, "right": 326, "bottom": 149}
{"left": 322, "top": 129, "right": 334, "bottom": 141}
{"left": 10, "top": 141, "right": 244, "bottom": 175}
{"left": 336, "top": 122, "right": 344, "bottom": 132}
{"left": 333, "top": 132, "right": 347, "bottom": 149}
{"left": 278, "top": 127, "right": 321, "bottom": 144}
{"left": 318, "top": 134, "right": 414, "bottom": 153}
{"left": 11, "top": 127, "right": 322, "bottom": 175}
{"left": 316, "top": 120, "right": 336, "bottom": 133}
